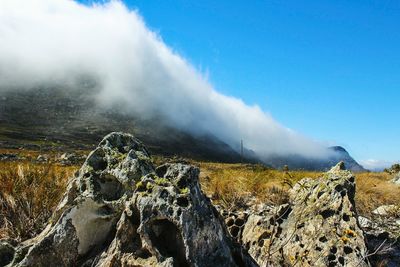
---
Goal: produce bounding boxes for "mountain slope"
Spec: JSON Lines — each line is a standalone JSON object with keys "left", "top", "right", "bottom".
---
{"left": 0, "top": 86, "right": 245, "bottom": 163}
{"left": 262, "top": 146, "right": 366, "bottom": 172}
{"left": 0, "top": 86, "right": 365, "bottom": 170}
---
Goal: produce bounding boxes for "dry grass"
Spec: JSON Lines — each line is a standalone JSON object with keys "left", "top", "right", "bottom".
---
{"left": 1, "top": 156, "right": 399, "bottom": 242}
{"left": 198, "top": 162, "right": 400, "bottom": 217}
{"left": 355, "top": 172, "right": 400, "bottom": 216}
{"left": 198, "top": 162, "right": 321, "bottom": 209}
{"left": 0, "top": 161, "right": 77, "bottom": 241}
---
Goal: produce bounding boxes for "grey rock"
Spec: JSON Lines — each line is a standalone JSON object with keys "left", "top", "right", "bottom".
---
{"left": 35, "top": 154, "right": 49, "bottom": 163}
{"left": 59, "top": 152, "right": 85, "bottom": 165}
{"left": 392, "top": 172, "right": 400, "bottom": 185}
{"left": 0, "top": 241, "right": 15, "bottom": 266}
{"left": 236, "top": 162, "right": 369, "bottom": 266}
{"left": 360, "top": 215, "right": 400, "bottom": 267}
{"left": 7, "top": 132, "right": 255, "bottom": 267}
{"left": 0, "top": 154, "right": 20, "bottom": 161}
{"left": 95, "top": 163, "right": 255, "bottom": 266}
{"left": 372, "top": 205, "right": 400, "bottom": 217}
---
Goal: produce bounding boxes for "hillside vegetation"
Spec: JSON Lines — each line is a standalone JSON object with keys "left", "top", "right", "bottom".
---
{"left": 1, "top": 155, "right": 399, "bottom": 241}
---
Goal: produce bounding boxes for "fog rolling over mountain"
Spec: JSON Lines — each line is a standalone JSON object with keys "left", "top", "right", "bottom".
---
{"left": 0, "top": 86, "right": 365, "bottom": 171}
{"left": 0, "top": 0, "right": 364, "bottom": 170}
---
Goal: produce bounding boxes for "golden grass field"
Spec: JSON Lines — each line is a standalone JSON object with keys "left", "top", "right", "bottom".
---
{"left": 1, "top": 153, "right": 399, "bottom": 242}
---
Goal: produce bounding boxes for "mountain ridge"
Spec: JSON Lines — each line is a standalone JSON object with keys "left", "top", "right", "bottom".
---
{"left": 0, "top": 86, "right": 365, "bottom": 171}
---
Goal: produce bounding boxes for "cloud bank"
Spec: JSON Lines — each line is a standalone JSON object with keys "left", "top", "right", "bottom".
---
{"left": 0, "top": 0, "right": 333, "bottom": 159}
{"left": 359, "top": 159, "right": 396, "bottom": 172}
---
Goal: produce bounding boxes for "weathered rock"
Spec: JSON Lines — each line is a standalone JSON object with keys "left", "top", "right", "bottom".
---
{"left": 59, "top": 152, "right": 85, "bottom": 165}
{"left": 6, "top": 132, "right": 255, "bottom": 267}
{"left": 222, "top": 210, "right": 249, "bottom": 243}
{"left": 372, "top": 205, "right": 400, "bottom": 217}
{"left": 35, "top": 154, "right": 49, "bottom": 163}
{"left": 392, "top": 172, "right": 400, "bottom": 185}
{"left": 359, "top": 215, "right": 400, "bottom": 267}
{"left": 238, "top": 162, "right": 369, "bottom": 267}
{"left": 0, "top": 241, "right": 15, "bottom": 266}
{"left": 385, "top": 164, "right": 400, "bottom": 175}
{"left": 0, "top": 153, "right": 20, "bottom": 161}
{"left": 95, "top": 163, "right": 255, "bottom": 266}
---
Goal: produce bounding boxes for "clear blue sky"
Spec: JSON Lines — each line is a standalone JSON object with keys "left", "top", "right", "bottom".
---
{"left": 79, "top": 0, "right": 400, "bottom": 164}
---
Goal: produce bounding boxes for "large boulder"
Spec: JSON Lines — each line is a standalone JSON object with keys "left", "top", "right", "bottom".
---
{"left": 233, "top": 162, "right": 369, "bottom": 266}
{"left": 3, "top": 132, "right": 255, "bottom": 267}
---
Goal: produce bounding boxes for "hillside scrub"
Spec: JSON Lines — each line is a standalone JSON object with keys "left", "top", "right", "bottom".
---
{"left": 1, "top": 158, "right": 399, "bottom": 242}
{"left": 198, "top": 162, "right": 400, "bottom": 216}
{"left": 0, "top": 161, "right": 77, "bottom": 240}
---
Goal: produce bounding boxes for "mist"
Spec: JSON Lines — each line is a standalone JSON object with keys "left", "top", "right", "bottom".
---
{"left": 0, "top": 0, "right": 334, "bottom": 159}
{"left": 359, "top": 159, "right": 396, "bottom": 172}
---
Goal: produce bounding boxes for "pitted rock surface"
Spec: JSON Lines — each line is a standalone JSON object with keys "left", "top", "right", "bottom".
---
{"left": 220, "top": 210, "right": 249, "bottom": 243}
{"left": 361, "top": 215, "right": 400, "bottom": 267}
{"left": 3, "top": 132, "right": 255, "bottom": 267}
{"left": 96, "top": 163, "right": 256, "bottom": 266}
{"left": 229, "top": 162, "right": 369, "bottom": 267}
{"left": 2, "top": 133, "right": 392, "bottom": 267}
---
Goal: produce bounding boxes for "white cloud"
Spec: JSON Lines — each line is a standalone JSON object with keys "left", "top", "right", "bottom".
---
{"left": 359, "top": 159, "right": 396, "bottom": 172}
{"left": 0, "top": 0, "right": 333, "bottom": 159}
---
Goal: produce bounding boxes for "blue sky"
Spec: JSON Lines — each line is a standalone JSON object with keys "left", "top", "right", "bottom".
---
{"left": 79, "top": 0, "right": 399, "bottom": 166}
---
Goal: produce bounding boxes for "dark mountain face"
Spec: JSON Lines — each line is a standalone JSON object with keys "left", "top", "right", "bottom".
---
{"left": 0, "top": 86, "right": 365, "bottom": 170}
{"left": 262, "top": 146, "right": 366, "bottom": 172}
{"left": 328, "top": 146, "right": 366, "bottom": 171}
{"left": 0, "top": 86, "right": 244, "bottom": 163}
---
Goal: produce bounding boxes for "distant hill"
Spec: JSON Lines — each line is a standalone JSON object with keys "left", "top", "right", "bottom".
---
{"left": 262, "top": 146, "right": 366, "bottom": 172}
{"left": 0, "top": 86, "right": 365, "bottom": 171}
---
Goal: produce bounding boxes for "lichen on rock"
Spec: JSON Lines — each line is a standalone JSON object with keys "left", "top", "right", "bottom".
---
{"left": 3, "top": 132, "right": 254, "bottom": 267}
{"left": 227, "top": 162, "right": 369, "bottom": 267}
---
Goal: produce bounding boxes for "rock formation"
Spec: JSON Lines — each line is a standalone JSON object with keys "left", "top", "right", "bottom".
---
{"left": 1, "top": 132, "right": 397, "bottom": 267}
{"left": 223, "top": 162, "right": 370, "bottom": 267}
{"left": 1, "top": 132, "right": 255, "bottom": 267}
{"left": 392, "top": 172, "right": 400, "bottom": 185}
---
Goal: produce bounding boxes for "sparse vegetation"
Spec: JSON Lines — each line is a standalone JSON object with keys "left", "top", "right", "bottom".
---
{"left": 1, "top": 155, "right": 399, "bottom": 242}
{"left": 355, "top": 172, "right": 400, "bottom": 216}
{"left": 197, "top": 162, "right": 400, "bottom": 217}
{"left": 0, "top": 161, "right": 78, "bottom": 241}
{"left": 198, "top": 162, "right": 321, "bottom": 209}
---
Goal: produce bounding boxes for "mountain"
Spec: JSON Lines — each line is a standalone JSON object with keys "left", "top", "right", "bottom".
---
{"left": 328, "top": 146, "right": 366, "bottom": 172}
{"left": 0, "top": 86, "right": 365, "bottom": 170}
{"left": 0, "top": 86, "right": 246, "bottom": 163}
{"left": 262, "top": 146, "right": 366, "bottom": 172}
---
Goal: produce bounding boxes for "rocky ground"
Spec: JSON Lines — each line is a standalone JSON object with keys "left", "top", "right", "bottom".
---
{"left": 0, "top": 132, "right": 399, "bottom": 266}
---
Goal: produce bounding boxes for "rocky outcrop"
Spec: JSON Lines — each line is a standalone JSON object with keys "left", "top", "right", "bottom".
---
{"left": 223, "top": 162, "right": 369, "bottom": 267}
{"left": 392, "top": 172, "right": 400, "bottom": 185}
{"left": 359, "top": 215, "right": 400, "bottom": 267}
{"left": 1, "top": 132, "right": 397, "bottom": 267}
{"left": 385, "top": 164, "right": 400, "bottom": 175}
{"left": 2, "top": 132, "right": 255, "bottom": 267}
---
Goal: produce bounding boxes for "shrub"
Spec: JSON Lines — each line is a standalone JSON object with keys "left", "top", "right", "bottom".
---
{"left": 0, "top": 161, "right": 77, "bottom": 241}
